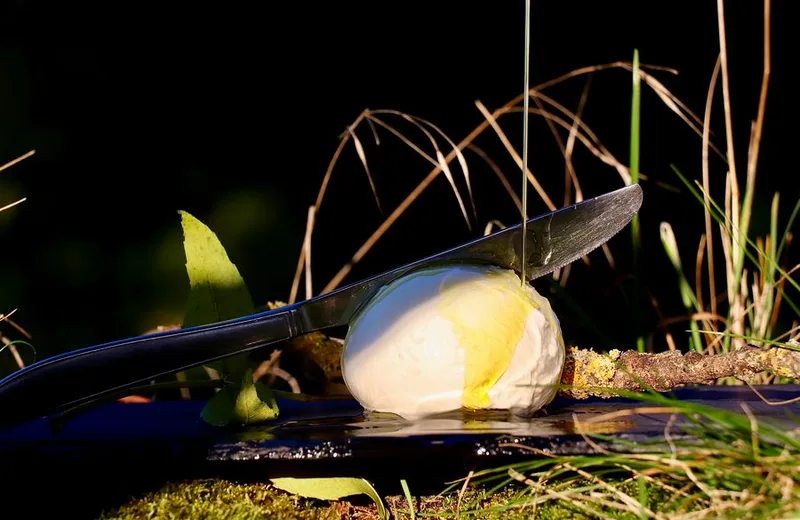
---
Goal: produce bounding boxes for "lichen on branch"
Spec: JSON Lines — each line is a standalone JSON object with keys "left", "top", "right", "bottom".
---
{"left": 559, "top": 343, "right": 800, "bottom": 399}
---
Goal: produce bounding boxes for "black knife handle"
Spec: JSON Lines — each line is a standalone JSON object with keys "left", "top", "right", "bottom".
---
{"left": 0, "top": 306, "right": 300, "bottom": 430}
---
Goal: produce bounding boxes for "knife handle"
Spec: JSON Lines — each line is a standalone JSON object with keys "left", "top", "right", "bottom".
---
{"left": 0, "top": 306, "right": 301, "bottom": 430}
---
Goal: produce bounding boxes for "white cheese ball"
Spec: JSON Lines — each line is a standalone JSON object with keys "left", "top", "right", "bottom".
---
{"left": 341, "top": 264, "right": 565, "bottom": 419}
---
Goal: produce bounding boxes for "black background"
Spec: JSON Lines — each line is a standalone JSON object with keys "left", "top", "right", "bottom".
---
{"left": 0, "top": 1, "right": 797, "bottom": 370}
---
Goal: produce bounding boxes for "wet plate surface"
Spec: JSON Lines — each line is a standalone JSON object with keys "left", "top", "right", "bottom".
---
{"left": 2, "top": 385, "right": 800, "bottom": 482}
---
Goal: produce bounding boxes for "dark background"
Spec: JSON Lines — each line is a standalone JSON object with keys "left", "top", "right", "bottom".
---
{"left": 0, "top": 1, "right": 796, "bottom": 372}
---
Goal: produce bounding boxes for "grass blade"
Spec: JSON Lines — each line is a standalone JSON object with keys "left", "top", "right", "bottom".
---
{"left": 400, "top": 479, "right": 416, "bottom": 520}
{"left": 660, "top": 222, "right": 703, "bottom": 352}
{"left": 629, "top": 49, "right": 644, "bottom": 352}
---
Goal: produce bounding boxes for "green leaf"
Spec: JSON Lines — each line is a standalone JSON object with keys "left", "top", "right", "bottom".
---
{"left": 269, "top": 477, "right": 388, "bottom": 520}
{"left": 200, "top": 385, "right": 237, "bottom": 426}
{"left": 177, "top": 210, "right": 278, "bottom": 427}
{"left": 235, "top": 369, "right": 279, "bottom": 423}
{"left": 180, "top": 209, "right": 255, "bottom": 327}
{"left": 400, "top": 479, "right": 416, "bottom": 520}
{"left": 178, "top": 210, "right": 255, "bottom": 377}
{"left": 201, "top": 369, "right": 279, "bottom": 426}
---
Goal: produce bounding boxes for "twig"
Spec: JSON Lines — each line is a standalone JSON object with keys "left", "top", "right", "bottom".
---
{"left": 474, "top": 100, "right": 555, "bottom": 211}
{"left": 701, "top": 56, "right": 722, "bottom": 323}
{"left": 0, "top": 335, "right": 25, "bottom": 369}
{"left": 253, "top": 349, "right": 282, "bottom": 381}
{"left": 456, "top": 469, "right": 473, "bottom": 519}
{"left": 321, "top": 61, "right": 689, "bottom": 293}
{"left": 304, "top": 206, "right": 315, "bottom": 300}
{"left": 744, "top": 380, "right": 800, "bottom": 406}
{"left": 560, "top": 344, "right": 800, "bottom": 399}
{"left": 0, "top": 150, "right": 36, "bottom": 174}
{"left": 465, "top": 143, "right": 522, "bottom": 213}
{"left": 0, "top": 198, "right": 26, "bottom": 213}
{"left": 289, "top": 112, "right": 367, "bottom": 303}
{"left": 262, "top": 366, "right": 301, "bottom": 394}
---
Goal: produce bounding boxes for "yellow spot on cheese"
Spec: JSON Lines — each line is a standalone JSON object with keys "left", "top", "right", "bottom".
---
{"left": 438, "top": 268, "right": 536, "bottom": 410}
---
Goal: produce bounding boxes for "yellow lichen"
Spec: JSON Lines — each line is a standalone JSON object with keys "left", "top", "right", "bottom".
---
{"left": 560, "top": 347, "right": 620, "bottom": 399}
{"left": 758, "top": 348, "right": 795, "bottom": 378}
{"left": 586, "top": 354, "right": 617, "bottom": 383}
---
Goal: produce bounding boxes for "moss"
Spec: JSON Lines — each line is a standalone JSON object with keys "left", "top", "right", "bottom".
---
{"left": 98, "top": 479, "right": 343, "bottom": 520}
{"left": 99, "top": 476, "right": 677, "bottom": 520}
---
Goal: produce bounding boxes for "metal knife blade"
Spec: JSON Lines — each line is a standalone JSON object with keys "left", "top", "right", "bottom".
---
{"left": 0, "top": 184, "right": 642, "bottom": 429}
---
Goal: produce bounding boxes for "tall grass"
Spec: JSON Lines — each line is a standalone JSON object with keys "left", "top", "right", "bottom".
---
{"left": 656, "top": 0, "right": 799, "bottom": 386}
{"left": 0, "top": 150, "right": 35, "bottom": 371}
{"left": 287, "top": 0, "right": 796, "bottom": 371}
{"left": 431, "top": 389, "right": 800, "bottom": 519}
{"left": 427, "top": 0, "right": 799, "bottom": 516}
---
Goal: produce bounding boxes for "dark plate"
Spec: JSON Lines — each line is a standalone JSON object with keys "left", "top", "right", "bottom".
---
{"left": 3, "top": 385, "right": 800, "bottom": 473}
{"left": 2, "top": 385, "right": 799, "bottom": 516}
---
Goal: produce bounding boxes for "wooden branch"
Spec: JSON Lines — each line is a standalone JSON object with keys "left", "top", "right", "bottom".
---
{"left": 259, "top": 302, "right": 800, "bottom": 402}
{"left": 559, "top": 343, "right": 800, "bottom": 399}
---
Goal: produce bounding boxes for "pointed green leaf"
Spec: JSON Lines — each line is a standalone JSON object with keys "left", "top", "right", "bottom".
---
{"left": 200, "top": 369, "right": 279, "bottom": 426}
{"left": 180, "top": 210, "right": 255, "bottom": 327}
{"left": 270, "top": 477, "right": 388, "bottom": 520}
{"left": 234, "top": 368, "right": 279, "bottom": 424}
{"left": 200, "top": 385, "right": 237, "bottom": 427}
{"left": 177, "top": 210, "right": 279, "bottom": 426}
{"left": 178, "top": 210, "right": 254, "bottom": 377}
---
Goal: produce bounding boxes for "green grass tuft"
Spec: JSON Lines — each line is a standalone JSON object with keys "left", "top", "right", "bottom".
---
{"left": 629, "top": 49, "right": 644, "bottom": 354}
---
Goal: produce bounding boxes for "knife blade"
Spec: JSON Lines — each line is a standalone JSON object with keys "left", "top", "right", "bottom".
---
{"left": 0, "top": 184, "right": 642, "bottom": 429}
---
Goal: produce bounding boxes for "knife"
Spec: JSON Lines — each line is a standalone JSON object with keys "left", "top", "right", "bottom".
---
{"left": 0, "top": 184, "right": 642, "bottom": 430}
